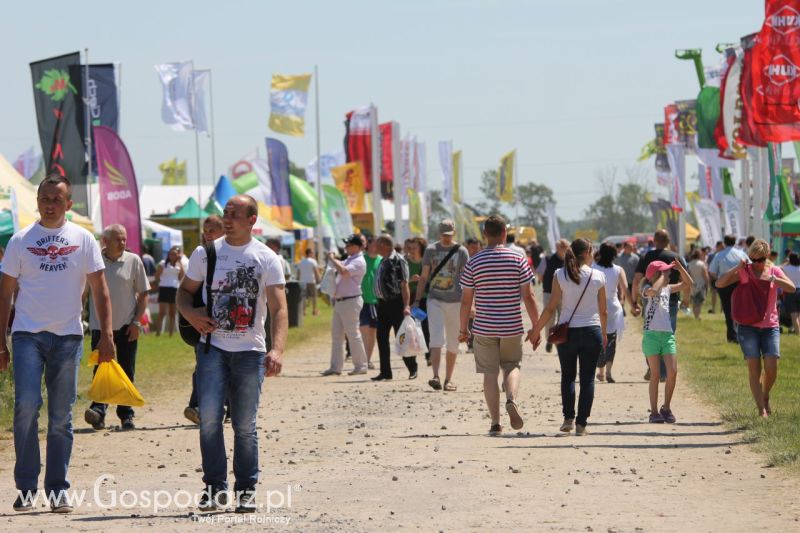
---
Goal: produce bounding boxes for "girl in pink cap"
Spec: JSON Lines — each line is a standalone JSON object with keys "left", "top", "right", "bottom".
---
{"left": 641, "top": 259, "right": 692, "bottom": 423}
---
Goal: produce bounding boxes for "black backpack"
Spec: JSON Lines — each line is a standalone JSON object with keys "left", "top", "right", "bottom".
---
{"left": 178, "top": 243, "right": 217, "bottom": 351}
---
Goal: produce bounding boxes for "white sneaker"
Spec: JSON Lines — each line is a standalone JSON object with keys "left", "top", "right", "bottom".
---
{"left": 348, "top": 369, "right": 367, "bottom": 375}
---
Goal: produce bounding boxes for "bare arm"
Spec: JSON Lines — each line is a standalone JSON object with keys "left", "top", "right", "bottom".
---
{"left": 176, "top": 277, "right": 217, "bottom": 334}
{"left": 401, "top": 281, "right": 410, "bottom": 315}
{"left": 716, "top": 260, "right": 746, "bottom": 288}
{"left": 597, "top": 286, "right": 608, "bottom": 347}
{"left": 265, "top": 284, "right": 288, "bottom": 377}
{"left": 631, "top": 272, "right": 644, "bottom": 312}
{"left": 328, "top": 254, "right": 349, "bottom": 276}
{"left": 0, "top": 274, "right": 18, "bottom": 371}
{"left": 618, "top": 269, "right": 628, "bottom": 307}
{"left": 531, "top": 279, "right": 562, "bottom": 349}
{"left": 521, "top": 281, "right": 540, "bottom": 331}
{"left": 643, "top": 273, "right": 669, "bottom": 298}
{"left": 670, "top": 260, "right": 693, "bottom": 294}
{"left": 772, "top": 269, "right": 796, "bottom": 292}
{"left": 153, "top": 264, "right": 163, "bottom": 286}
{"left": 414, "top": 264, "right": 432, "bottom": 304}
{"left": 87, "top": 271, "right": 116, "bottom": 362}
{"left": 459, "top": 287, "right": 475, "bottom": 342}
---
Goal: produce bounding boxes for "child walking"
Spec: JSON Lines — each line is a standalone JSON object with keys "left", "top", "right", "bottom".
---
{"left": 641, "top": 259, "right": 692, "bottom": 423}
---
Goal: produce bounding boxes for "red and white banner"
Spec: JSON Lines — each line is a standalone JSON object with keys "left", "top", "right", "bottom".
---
{"left": 663, "top": 104, "right": 680, "bottom": 145}
{"left": 379, "top": 121, "right": 397, "bottom": 200}
{"left": 345, "top": 106, "right": 375, "bottom": 192}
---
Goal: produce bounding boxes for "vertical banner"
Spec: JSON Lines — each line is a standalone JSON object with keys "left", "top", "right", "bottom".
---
{"left": 438, "top": 140, "right": 453, "bottom": 207}
{"left": 13, "top": 147, "right": 42, "bottom": 180}
{"left": 192, "top": 70, "right": 210, "bottom": 135}
{"left": 154, "top": 61, "right": 195, "bottom": 131}
{"left": 667, "top": 144, "right": 686, "bottom": 212}
{"left": 379, "top": 122, "right": 397, "bottom": 200}
{"left": 697, "top": 163, "right": 723, "bottom": 204}
{"left": 723, "top": 194, "right": 744, "bottom": 240}
{"left": 654, "top": 123, "right": 671, "bottom": 186}
{"left": 331, "top": 161, "right": 366, "bottom": 212}
{"left": 94, "top": 126, "right": 143, "bottom": 254}
{"left": 546, "top": 203, "right": 560, "bottom": 250}
{"left": 497, "top": 149, "right": 515, "bottom": 202}
{"left": 268, "top": 73, "right": 311, "bottom": 137}
{"left": 70, "top": 63, "right": 119, "bottom": 176}
{"left": 30, "top": 52, "right": 88, "bottom": 215}
{"left": 322, "top": 184, "right": 353, "bottom": 243}
{"left": 650, "top": 199, "right": 681, "bottom": 245}
{"left": 675, "top": 99, "right": 698, "bottom": 153}
{"left": 407, "top": 188, "right": 424, "bottom": 236}
{"left": 416, "top": 141, "right": 428, "bottom": 236}
{"left": 306, "top": 151, "right": 344, "bottom": 186}
{"left": 344, "top": 106, "right": 374, "bottom": 192}
{"left": 692, "top": 198, "right": 722, "bottom": 248}
{"left": 266, "top": 138, "right": 293, "bottom": 227}
{"left": 716, "top": 48, "right": 748, "bottom": 159}
{"left": 452, "top": 150, "right": 462, "bottom": 204}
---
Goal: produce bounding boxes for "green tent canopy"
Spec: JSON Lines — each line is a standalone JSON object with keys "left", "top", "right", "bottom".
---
{"left": 170, "top": 197, "right": 212, "bottom": 219}
{"left": 778, "top": 208, "right": 800, "bottom": 235}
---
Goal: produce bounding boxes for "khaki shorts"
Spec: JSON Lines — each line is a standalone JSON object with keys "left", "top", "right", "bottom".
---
{"left": 304, "top": 283, "right": 317, "bottom": 299}
{"left": 473, "top": 335, "right": 523, "bottom": 374}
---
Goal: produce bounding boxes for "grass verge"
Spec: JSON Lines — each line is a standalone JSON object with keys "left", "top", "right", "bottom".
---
{"left": 677, "top": 307, "right": 800, "bottom": 471}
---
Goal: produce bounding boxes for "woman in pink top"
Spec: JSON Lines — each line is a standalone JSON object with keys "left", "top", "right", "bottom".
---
{"left": 716, "top": 240, "right": 796, "bottom": 418}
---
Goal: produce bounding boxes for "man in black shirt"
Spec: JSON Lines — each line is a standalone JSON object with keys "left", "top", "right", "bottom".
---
{"left": 540, "top": 239, "right": 569, "bottom": 353}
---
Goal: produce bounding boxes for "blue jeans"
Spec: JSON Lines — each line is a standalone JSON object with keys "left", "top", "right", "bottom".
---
{"left": 556, "top": 326, "right": 602, "bottom": 427}
{"left": 196, "top": 344, "right": 265, "bottom": 491}
{"left": 12, "top": 331, "right": 83, "bottom": 493}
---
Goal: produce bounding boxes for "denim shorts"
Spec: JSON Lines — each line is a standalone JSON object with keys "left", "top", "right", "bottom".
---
{"left": 736, "top": 325, "right": 780, "bottom": 359}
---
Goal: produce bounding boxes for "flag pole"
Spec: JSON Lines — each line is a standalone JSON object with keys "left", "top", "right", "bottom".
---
{"left": 314, "top": 65, "right": 324, "bottom": 265}
{"left": 208, "top": 69, "right": 217, "bottom": 187}
{"left": 83, "top": 48, "right": 93, "bottom": 222}
{"left": 190, "top": 62, "right": 203, "bottom": 239}
{"left": 393, "top": 125, "right": 402, "bottom": 244}
{"left": 370, "top": 104, "right": 382, "bottom": 236}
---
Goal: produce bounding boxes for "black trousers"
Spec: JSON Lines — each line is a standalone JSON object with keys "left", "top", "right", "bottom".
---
{"left": 418, "top": 297, "right": 431, "bottom": 359}
{"left": 90, "top": 326, "right": 137, "bottom": 420}
{"left": 718, "top": 283, "right": 738, "bottom": 341}
{"left": 377, "top": 297, "right": 417, "bottom": 378}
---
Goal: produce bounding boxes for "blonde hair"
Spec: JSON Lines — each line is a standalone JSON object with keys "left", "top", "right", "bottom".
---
{"left": 747, "top": 239, "right": 772, "bottom": 268}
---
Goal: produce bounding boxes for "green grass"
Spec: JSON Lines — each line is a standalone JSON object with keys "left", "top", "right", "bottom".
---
{"left": 0, "top": 303, "right": 333, "bottom": 435}
{"left": 677, "top": 306, "right": 800, "bottom": 471}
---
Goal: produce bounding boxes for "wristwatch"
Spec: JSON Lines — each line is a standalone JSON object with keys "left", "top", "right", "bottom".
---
{"left": 131, "top": 320, "right": 143, "bottom": 331}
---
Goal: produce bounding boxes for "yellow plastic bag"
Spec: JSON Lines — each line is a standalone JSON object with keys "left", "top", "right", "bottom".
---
{"left": 87, "top": 360, "right": 146, "bottom": 407}
{"left": 86, "top": 350, "right": 99, "bottom": 366}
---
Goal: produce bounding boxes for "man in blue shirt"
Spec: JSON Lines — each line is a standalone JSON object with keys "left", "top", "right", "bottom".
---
{"left": 709, "top": 235, "right": 749, "bottom": 342}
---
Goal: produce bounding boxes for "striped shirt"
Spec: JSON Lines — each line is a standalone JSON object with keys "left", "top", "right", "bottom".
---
{"left": 459, "top": 246, "right": 533, "bottom": 337}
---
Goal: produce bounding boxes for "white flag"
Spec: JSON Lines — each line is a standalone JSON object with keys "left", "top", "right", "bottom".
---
{"left": 697, "top": 163, "right": 723, "bottom": 204}
{"left": 438, "top": 140, "right": 453, "bottom": 206}
{"left": 192, "top": 70, "right": 210, "bottom": 135}
{"left": 723, "top": 194, "right": 744, "bottom": 240}
{"left": 693, "top": 198, "right": 722, "bottom": 248}
{"left": 250, "top": 159, "right": 272, "bottom": 206}
{"left": 155, "top": 61, "right": 195, "bottom": 131}
{"left": 13, "top": 147, "right": 41, "bottom": 180}
{"left": 306, "top": 151, "right": 345, "bottom": 186}
{"left": 667, "top": 144, "right": 686, "bottom": 212}
{"left": 546, "top": 203, "right": 561, "bottom": 250}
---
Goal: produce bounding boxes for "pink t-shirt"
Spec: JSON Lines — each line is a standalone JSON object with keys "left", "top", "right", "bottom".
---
{"left": 738, "top": 265, "right": 781, "bottom": 329}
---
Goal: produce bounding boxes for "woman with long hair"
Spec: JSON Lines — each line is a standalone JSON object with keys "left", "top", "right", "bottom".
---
{"left": 153, "top": 246, "right": 185, "bottom": 337}
{"left": 716, "top": 239, "right": 795, "bottom": 417}
{"left": 530, "top": 238, "right": 607, "bottom": 435}
{"left": 593, "top": 242, "right": 626, "bottom": 383}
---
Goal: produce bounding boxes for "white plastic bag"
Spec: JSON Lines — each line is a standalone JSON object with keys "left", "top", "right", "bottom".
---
{"left": 319, "top": 266, "right": 336, "bottom": 297}
{"left": 395, "top": 316, "right": 427, "bottom": 356}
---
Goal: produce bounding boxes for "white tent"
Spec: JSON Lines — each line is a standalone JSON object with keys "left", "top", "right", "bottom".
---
{"left": 142, "top": 218, "right": 183, "bottom": 255}
{"left": 139, "top": 185, "right": 215, "bottom": 218}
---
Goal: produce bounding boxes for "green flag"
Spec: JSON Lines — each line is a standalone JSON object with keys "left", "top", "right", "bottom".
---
{"left": 696, "top": 87, "right": 720, "bottom": 149}
{"left": 722, "top": 168, "right": 735, "bottom": 197}
{"left": 765, "top": 143, "right": 795, "bottom": 221}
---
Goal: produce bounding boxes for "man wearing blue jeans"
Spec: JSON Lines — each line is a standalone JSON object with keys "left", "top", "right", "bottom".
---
{"left": 0, "top": 176, "right": 115, "bottom": 513}
{"left": 178, "top": 194, "right": 288, "bottom": 513}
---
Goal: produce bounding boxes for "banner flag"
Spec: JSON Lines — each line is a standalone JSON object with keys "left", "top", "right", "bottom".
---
{"left": 650, "top": 198, "right": 681, "bottom": 245}
{"left": 766, "top": 142, "right": 796, "bottom": 221}
{"left": 379, "top": 122, "right": 397, "bottom": 200}
{"left": 70, "top": 63, "right": 119, "bottom": 173}
{"left": 266, "top": 138, "right": 293, "bottom": 227}
{"left": 693, "top": 198, "right": 722, "bottom": 248}
{"left": 331, "top": 161, "right": 366, "bottom": 212}
{"left": 399, "top": 135, "right": 411, "bottom": 205}
{"left": 722, "top": 168, "right": 736, "bottom": 197}
{"left": 407, "top": 188, "right": 424, "bottom": 235}
{"left": 323, "top": 184, "right": 353, "bottom": 242}
{"left": 696, "top": 84, "right": 735, "bottom": 168}
{"left": 654, "top": 123, "right": 671, "bottom": 186}
{"left": 675, "top": 100, "right": 698, "bottom": 153}
{"left": 723, "top": 194, "right": 744, "bottom": 239}
{"left": 268, "top": 73, "right": 311, "bottom": 137}
{"left": 497, "top": 150, "right": 515, "bottom": 203}
{"left": 13, "top": 147, "right": 42, "bottom": 180}
{"left": 192, "top": 70, "right": 210, "bottom": 135}
{"left": 664, "top": 104, "right": 680, "bottom": 146}
{"left": 697, "top": 163, "right": 724, "bottom": 204}
{"left": 94, "top": 126, "right": 142, "bottom": 254}
{"left": 667, "top": 144, "right": 686, "bottom": 212}
{"left": 306, "top": 151, "right": 345, "bottom": 186}
{"left": 716, "top": 48, "right": 748, "bottom": 159}
{"left": 452, "top": 150, "right": 462, "bottom": 204}
{"left": 30, "top": 52, "right": 89, "bottom": 214}
{"left": 546, "top": 203, "right": 560, "bottom": 250}
{"left": 439, "top": 141, "right": 453, "bottom": 206}
{"left": 345, "top": 106, "right": 375, "bottom": 192}
{"left": 250, "top": 158, "right": 272, "bottom": 206}
{"left": 155, "top": 62, "right": 195, "bottom": 131}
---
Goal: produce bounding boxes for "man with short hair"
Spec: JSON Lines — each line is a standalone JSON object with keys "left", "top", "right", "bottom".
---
{"left": 266, "top": 237, "right": 292, "bottom": 281}
{"left": 505, "top": 233, "right": 526, "bottom": 259}
{"left": 615, "top": 241, "right": 640, "bottom": 305}
{"left": 460, "top": 215, "right": 539, "bottom": 435}
{"left": 84, "top": 224, "right": 150, "bottom": 431}
{"left": 360, "top": 237, "right": 382, "bottom": 370}
{"left": 540, "top": 239, "right": 570, "bottom": 353}
{"left": 0, "top": 175, "right": 114, "bottom": 513}
{"left": 706, "top": 240, "right": 724, "bottom": 314}
{"left": 322, "top": 234, "right": 369, "bottom": 376}
{"left": 373, "top": 235, "right": 416, "bottom": 380}
{"left": 710, "top": 234, "right": 749, "bottom": 342}
{"left": 415, "top": 219, "right": 469, "bottom": 391}
{"left": 295, "top": 248, "right": 320, "bottom": 316}
{"left": 464, "top": 237, "right": 482, "bottom": 258}
{"left": 178, "top": 194, "right": 288, "bottom": 513}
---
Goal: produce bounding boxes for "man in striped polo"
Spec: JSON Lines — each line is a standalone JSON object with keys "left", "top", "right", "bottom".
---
{"left": 458, "top": 215, "right": 539, "bottom": 436}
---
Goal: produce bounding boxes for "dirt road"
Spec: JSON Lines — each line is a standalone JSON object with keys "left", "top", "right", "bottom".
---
{"left": 1, "top": 315, "right": 799, "bottom": 531}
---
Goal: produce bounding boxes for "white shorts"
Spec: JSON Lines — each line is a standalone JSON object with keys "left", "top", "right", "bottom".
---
{"left": 427, "top": 299, "right": 461, "bottom": 354}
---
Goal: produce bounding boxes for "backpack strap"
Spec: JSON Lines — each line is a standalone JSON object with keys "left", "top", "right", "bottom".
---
{"left": 425, "top": 245, "right": 461, "bottom": 293}
{"left": 204, "top": 242, "right": 217, "bottom": 353}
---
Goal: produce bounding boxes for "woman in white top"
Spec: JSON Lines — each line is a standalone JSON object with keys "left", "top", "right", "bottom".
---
{"left": 153, "top": 246, "right": 185, "bottom": 337}
{"left": 782, "top": 252, "right": 800, "bottom": 334}
{"left": 687, "top": 249, "right": 710, "bottom": 320}
{"left": 531, "top": 238, "right": 607, "bottom": 436}
{"left": 593, "top": 242, "right": 627, "bottom": 383}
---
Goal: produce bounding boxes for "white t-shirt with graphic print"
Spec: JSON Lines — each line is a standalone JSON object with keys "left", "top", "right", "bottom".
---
{"left": 2, "top": 221, "right": 104, "bottom": 336}
{"left": 186, "top": 237, "right": 285, "bottom": 353}
{"left": 641, "top": 282, "right": 673, "bottom": 332}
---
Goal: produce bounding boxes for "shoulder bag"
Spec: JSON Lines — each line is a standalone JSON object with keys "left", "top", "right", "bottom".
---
{"left": 178, "top": 242, "right": 217, "bottom": 351}
{"left": 548, "top": 271, "right": 593, "bottom": 345}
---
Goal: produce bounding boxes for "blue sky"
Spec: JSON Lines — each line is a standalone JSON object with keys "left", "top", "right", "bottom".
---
{"left": 0, "top": 0, "right": 763, "bottom": 217}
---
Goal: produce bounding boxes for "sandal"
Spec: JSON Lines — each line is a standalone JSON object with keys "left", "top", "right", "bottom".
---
{"left": 428, "top": 377, "right": 442, "bottom": 391}
{"left": 505, "top": 400, "right": 524, "bottom": 430}
{"left": 443, "top": 380, "right": 457, "bottom": 392}
{"left": 606, "top": 374, "right": 615, "bottom": 384}
{"left": 489, "top": 423, "right": 502, "bottom": 436}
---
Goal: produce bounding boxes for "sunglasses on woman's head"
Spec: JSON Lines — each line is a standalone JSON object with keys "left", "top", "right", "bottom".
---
{"left": 750, "top": 256, "right": 767, "bottom": 263}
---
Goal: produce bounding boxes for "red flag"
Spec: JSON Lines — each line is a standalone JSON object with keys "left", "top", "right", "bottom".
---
{"left": 663, "top": 104, "right": 680, "bottom": 145}
{"left": 344, "top": 107, "right": 373, "bottom": 192}
{"left": 379, "top": 122, "right": 395, "bottom": 200}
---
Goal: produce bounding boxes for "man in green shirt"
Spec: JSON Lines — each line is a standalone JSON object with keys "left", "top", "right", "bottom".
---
{"left": 360, "top": 237, "right": 381, "bottom": 370}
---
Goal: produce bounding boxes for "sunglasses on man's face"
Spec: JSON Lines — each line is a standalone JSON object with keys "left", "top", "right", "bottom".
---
{"left": 750, "top": 256, "right": 767, "bottom": 263}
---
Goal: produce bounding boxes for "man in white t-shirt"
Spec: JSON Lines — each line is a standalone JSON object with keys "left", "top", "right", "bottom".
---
{"left": 0, "top": 176, "right": 114, "bottom": 513}
{"left": 295, "top": 248, "right": 320, "bottom": 316}
{"left": 178, "top": 194, "right": 287, "bottom": 513}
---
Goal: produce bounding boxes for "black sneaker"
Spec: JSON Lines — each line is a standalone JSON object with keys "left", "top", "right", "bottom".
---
{"left": 198, "top": 486, "right": 229, "bottom": 512}
{"left": 234, "top": 487, "right": 257, "bottom": 514}
{"left": 545, "top": 342, "right": 553, "bottom": 353}
{"left": 84, "top": 408, "right": 105, "bottom": 430}
{"left": 13, "top": 490, "right": 38, "bottom": 512}
{"left": 121, "top": 417, "right": 135, "bottom": 431}
{"left": 48, "top": 490, "right": 74, "bottom": 513}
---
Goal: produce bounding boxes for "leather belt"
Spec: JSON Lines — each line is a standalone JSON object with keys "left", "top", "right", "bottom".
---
{"left": 334, "top": 294, "right": 361, "bottom": 302}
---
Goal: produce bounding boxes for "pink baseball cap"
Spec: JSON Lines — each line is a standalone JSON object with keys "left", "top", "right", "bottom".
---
{"left": 645, "top": 260, "right": 673, "bottom": 279}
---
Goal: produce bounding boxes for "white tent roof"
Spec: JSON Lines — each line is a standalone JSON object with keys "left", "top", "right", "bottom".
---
{"left": 142, "top": 218, "right": 184, "bottom": 254}
{"left": 139, "top": 185, "right": 215, "bottom": 218}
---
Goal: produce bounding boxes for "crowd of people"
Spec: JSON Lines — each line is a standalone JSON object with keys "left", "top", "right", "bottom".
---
{"left": 0, "top": 174, "right": 797, "bottom": 515}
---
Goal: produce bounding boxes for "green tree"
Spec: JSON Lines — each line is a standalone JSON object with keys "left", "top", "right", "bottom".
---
{"left": 475, "top": 169, "right": 504, "bottom": 216}
{"left": 427, "top": 189, "right": 450, "bottom": 240}
{"left": 584, "top": 166, "right": 654, "bottom": 238}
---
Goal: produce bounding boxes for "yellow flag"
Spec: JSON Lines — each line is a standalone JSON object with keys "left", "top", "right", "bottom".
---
{"left": 331, "top": 161, "right": 366, "bottom": 213}
{"left": 268, "top": 73, "right": 312, "bottom": 137}
{"left": 452, "top": 150, "right": 462, "bottom": 203}
{"left": 159, "top": 157, "right": 177, "bottom": 185}
{"left": 174, "top": 160, "right": 187, "bottom": 185}
{"left": 497, "top": 150, "right": 515, "bottom": 202}
{"left": 407, "top": 188, "right": 424, "bottom": 235}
